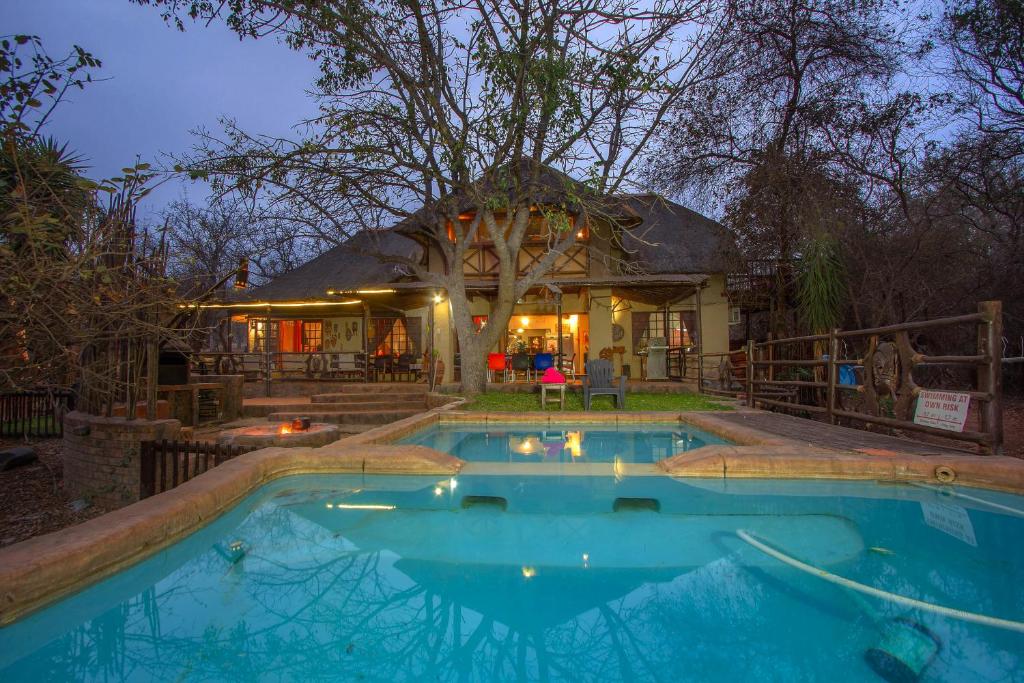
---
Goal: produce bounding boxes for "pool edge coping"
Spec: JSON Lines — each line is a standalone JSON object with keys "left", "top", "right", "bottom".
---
{"left": 2, "top": 404, "right": 1023, "bottom": 627}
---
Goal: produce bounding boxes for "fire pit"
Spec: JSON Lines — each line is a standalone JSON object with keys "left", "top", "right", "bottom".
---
{"left": 217, "top": 422, "right": 341, "bottom": 449}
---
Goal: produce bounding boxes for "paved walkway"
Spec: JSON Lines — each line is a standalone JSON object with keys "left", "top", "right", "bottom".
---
{"left": 716, "top": 410, "right": 975, "bottom": 456}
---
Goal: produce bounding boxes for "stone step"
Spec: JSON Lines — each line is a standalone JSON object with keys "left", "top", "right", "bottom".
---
{"left": 267, "top": 409, "right": 423, "bottom": 425}
{"left": 310, "top": 392, "right": 427, "bottom": 405}
{"left": 318, "top": 383, "right": 429, "bottom": 395}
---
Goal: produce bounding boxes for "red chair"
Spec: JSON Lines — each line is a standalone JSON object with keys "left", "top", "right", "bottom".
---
{"left": 487, "top": 353, "right": 508, "bottom": 382}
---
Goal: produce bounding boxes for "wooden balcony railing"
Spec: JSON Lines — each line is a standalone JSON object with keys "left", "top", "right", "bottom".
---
{"left": 462, "top": 241, "right": 589, "bottom": 278}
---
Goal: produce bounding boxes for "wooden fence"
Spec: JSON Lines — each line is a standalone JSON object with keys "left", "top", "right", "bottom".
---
{"left": 700, "top": 301, "right": 1004, "bottom": 453}
{"left": 139, "top": 439, "right": 254, "bottom": 498}
{"left": 0, "top": 389, "right": 75, "bottom": 438}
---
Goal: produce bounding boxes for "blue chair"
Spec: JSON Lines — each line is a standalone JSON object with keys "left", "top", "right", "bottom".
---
{"left": 533, "top": 353, "right": 554, "bottom": 379}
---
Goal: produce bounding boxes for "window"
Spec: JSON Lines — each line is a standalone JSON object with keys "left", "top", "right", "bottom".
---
{"left": 248, "top": 319, "right": 278, "bottom": 352}
{"left": 370, "top": 318, "right": 411, "bottom": 356}
{"left": 729, "top": 307, "right": 742, "bottom": 325}
{"left": 634, "top": 310, "right": 695, "bottom": 349}
{"left": 301, "top": 321, "right": 322, "bottom": 352}
{"left": 248, "top": 319, "right": 323, "bottom": 352}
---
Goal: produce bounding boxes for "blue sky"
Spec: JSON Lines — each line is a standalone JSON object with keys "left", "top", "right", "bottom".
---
{"left": 1, "top": 0, "right": 319, "bottom": 219}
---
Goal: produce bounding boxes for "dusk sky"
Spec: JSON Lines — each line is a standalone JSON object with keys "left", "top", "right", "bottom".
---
{"left": 1, "top": 0, "right": 319, "bottom": 219}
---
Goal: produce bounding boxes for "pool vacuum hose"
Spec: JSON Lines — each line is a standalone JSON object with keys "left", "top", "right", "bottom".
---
{"left": 736, "top": 529, "right": 1024, "bottom": 681}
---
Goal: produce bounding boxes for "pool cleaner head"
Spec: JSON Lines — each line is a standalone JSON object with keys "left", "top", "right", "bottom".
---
{"left": 864, "top": 617, "right": 941, "bottom": 683}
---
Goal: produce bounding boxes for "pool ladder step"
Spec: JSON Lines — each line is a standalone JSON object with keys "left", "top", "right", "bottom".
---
{"left": 613, "top": 497, "right": 660, "bottom": 513}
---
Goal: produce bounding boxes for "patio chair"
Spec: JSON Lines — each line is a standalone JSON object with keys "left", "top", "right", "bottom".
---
{"left": 583, "top": 359, "right": 626, "bottom": 410}
{"left": 509, "top": 353, "right": 532, "bottom": 382}
{"left": 395, "top": 353, "right": 416, "bottom": 381}
{"left": 488, "top": 353, "right": 508, "bottom": 382}
{"left": 533, "top": 353, "right": 554, "bottom": 380}
{"left": 373, "top": 355, "right": 393, "bottom": 382}
{"left": 559, "top": 353, "right": 576, "bottom": 381}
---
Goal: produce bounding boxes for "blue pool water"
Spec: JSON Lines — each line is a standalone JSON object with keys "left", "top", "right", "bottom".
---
{"left": 1, "top": 475, "right": 1023, "bottom": 682}
{"left": 396, "top": 422, "right": 729, "bottom": 463}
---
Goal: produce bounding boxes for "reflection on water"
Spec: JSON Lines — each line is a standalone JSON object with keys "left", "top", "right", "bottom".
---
{"left": 1, "top": 475, "right": 1023, "bottom": 682}
{"left": 399, "top": 423, "right": 727, "bottom": 463}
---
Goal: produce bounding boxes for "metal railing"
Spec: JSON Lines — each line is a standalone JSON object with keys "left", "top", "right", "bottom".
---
{"left": 190, "top": 351, "right": 369, "bottom": 381}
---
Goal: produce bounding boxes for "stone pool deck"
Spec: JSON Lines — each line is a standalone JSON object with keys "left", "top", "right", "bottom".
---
{"left": 2, "top": 400, "right": 1022, "bottom": 627}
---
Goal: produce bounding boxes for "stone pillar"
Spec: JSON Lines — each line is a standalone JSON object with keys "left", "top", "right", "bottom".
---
{"left": 63, "top": 412, "right": 181, "bottom": 509}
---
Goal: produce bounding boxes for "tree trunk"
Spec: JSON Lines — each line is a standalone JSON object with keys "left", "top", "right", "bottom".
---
{"left": 460, "top": 344, "right": 489, "bottom": 395}
{"left": 448, "top": 279, "right": 518, "bottom": 397}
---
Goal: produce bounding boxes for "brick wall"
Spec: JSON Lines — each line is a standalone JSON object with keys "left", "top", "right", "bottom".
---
{"left": 62, "top": 412, "right": 180, "bottom": 509}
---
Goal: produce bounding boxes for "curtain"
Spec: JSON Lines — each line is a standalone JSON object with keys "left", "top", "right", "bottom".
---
{"left": 631, "top": 312, "right": 651, "bottom": 351}
{"left": 371, "top": 317, "right": 397, "bottom": 355}
{"left": 406, "top": 316, "right": 422, "bottom": 355}
{"left": 681, "top": 311, "right": 698, "bottom": 347}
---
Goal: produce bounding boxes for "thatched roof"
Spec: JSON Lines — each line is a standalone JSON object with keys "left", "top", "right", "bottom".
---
{"left": 242, "top": 172, "right": 736, "bottom": 303}
{"left": 238, "top": 229, "right": 421, "bottom": 302}
{"left": 615, "top": 194, "right": 740, "bottom": 274}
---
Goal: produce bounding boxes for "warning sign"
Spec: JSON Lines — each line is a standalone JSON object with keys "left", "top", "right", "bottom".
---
{"left": 913, "top": 390, "right": 971, "bottom": 432}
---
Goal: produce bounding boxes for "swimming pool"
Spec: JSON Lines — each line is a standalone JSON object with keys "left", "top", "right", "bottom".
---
{"left": 396, "top": 422, "right": 729, "bottom": 463}
{"left": 1, "top": 474, "right": 1022, "bottom": 681}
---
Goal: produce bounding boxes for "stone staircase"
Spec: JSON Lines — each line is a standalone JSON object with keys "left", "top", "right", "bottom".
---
{"left": 244, "top": 384, "right": 429, "bottom": 431}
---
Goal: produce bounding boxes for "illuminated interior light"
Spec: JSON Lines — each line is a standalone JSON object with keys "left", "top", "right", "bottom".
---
{"left": 521, "top": 566, "right": 537, "bottom": 579}
{"left": 520, "top": 316, "right": 529, "bottom": 326}
{"left": 433, "top": 294, "right": 443, "bottom": 304}
{"left": 434, "top": 486, "right": 444, "bottom": 496}
{"left": 449, "top": 477, "right": 458, "bottom": 491}
{"left": 325, "top": 502, "right": 334, "bottom": 509}
{"left": 334, "top": 504, "right": 396, "bottom": 511}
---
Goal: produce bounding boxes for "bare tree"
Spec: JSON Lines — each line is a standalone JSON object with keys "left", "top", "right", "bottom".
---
{"left": 135, "top": 0, "right": 728, "bottom": 393}
{"left": 651, "top": 0, "right": 908, "bottom": 334}
{"left": 0, "top": 35, "right": 197, "bottom": 415}
{"left": 941, "top": 0, "right": 1024, "bottom": 141}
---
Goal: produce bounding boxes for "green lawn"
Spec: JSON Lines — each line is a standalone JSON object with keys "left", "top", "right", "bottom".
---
{"left": 458, "top": 390, "right": 733, "bottom": 412}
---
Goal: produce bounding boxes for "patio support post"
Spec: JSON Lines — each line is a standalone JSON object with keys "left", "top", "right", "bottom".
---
{"left": 427, "top": 295, "right": 435, "bottom": 389}
{"left": 556, "top": 293, "right": 563, "bottom": 362}
{"left": 695, "top": 286, "right": 703, "bottom": 388}
{"left": 979, "top": 300, "right": 1003, "bottom": 454}
{"left": 362, "top": 302, "right": 370, "bottom": 383}
{"left": 264, "top": 308, "right": 272, "bottom": 398}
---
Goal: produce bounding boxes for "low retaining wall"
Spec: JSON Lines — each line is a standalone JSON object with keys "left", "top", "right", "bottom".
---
{"left": 63, "top": 412, "right": 181, "bottom": 508}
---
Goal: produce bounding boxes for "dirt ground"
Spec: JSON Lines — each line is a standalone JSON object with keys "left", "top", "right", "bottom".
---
{"left": 0, "top": 437, "right": 109, "bottom": 549}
